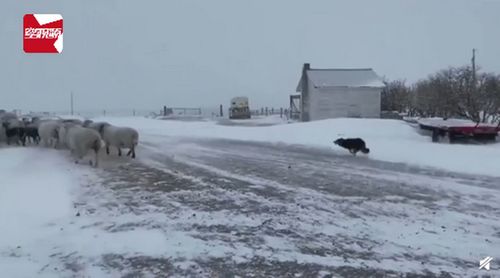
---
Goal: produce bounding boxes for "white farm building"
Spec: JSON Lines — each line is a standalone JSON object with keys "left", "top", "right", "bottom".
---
{"left": 294, "top": 63, "right": 385, "bottom": 121}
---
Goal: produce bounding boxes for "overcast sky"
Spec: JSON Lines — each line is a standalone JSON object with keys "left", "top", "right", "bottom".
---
{"left": 1, "top": 0, "right": 499, "bottom": 113}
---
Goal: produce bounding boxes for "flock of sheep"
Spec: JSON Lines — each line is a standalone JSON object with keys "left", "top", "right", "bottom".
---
{"left": 0, "top": 111, "right": 139, "bottom": 167}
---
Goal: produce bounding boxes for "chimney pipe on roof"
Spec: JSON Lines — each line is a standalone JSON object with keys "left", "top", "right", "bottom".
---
{"left": 301, "top": 63, "right": 310, "bottom": 122}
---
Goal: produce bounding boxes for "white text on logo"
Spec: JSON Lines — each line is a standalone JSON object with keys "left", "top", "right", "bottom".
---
{"left": 24, "top": 28, "right": 62, "bottom": 39}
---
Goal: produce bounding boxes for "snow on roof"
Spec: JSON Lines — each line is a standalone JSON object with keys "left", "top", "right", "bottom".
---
{"left": 296, "top": 68, "right": 385, "bottom": 91}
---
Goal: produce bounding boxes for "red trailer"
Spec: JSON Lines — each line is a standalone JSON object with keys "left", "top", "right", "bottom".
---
{"left": 418, "top": 118, "right": 500, "bottom": 143}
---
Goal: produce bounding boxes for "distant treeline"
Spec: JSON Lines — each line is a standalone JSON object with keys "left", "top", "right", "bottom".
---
{"left": 381, "top": 65, "right": 500, "bottom": 123}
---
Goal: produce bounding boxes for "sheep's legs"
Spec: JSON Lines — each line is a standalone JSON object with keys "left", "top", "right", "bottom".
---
{"left": 117, "top": 147, "right": 122, "bottom": 156}
{"left": 94, "top": 151, "right": 99, "bottom": 168}
{"left": 126, "top": 147, "right": 135, "bottom": 159}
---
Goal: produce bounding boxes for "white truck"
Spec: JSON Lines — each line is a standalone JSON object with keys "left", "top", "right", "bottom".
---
{"left": 229, "top": 97, "right": 251, "bottom": 119}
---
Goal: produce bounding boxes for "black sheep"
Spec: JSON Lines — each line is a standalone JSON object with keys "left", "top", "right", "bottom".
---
{"left": 2, "top": 122, "right": 26, "bottom": 146}
{"left": 24, "top": 126, "right": 40, "bottom": 145}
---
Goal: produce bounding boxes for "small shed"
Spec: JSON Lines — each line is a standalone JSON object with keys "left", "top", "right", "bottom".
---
{"left": 295, "top": 63, "right": 385, "bottom": 121}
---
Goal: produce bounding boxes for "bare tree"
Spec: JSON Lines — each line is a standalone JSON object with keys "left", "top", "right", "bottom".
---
{"left": 451, "top": 66, "right": 481, "bottom": 122}
{"left": 384, "top": 64, "right": 500, "bottom": 123}
{"left": 381, "top": 80, "right": 410, "bottom": 113}
{"left": 477, "top": 73, "right": 500, "bottom": 123}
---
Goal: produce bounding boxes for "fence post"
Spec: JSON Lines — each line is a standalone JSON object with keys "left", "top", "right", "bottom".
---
{"left": 133, "top": 109, "right": 136, "bottom": 116}
{"left": 163, "top": 106, "right": 167, "bottom": 116}
{"left": 265, "top": 107, "right": 268, "bottom": 116}
{"left": 220, "top": 104, "right": 223, "bottom": 117}
{"left": 280, "top": 108, "right": 283, "bottom": 118}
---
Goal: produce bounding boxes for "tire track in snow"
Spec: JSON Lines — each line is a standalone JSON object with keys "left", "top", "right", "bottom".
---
{"left": 57, "top": 137, "right": 500, "bottom": 277}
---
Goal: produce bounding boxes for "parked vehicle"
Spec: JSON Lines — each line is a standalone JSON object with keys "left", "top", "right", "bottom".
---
{"left": 418, "top": 118, "right": 500, "bottom": 143}
{"left": 229, "top": 97, "right": 251, "bottom": 119}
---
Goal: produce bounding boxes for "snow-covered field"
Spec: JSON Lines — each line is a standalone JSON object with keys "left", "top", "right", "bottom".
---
{"left": 97, "top": 116, "right": 500, "bottom": 177}
{"left": 1, "top": 116, "right": 499, "bottom": 277}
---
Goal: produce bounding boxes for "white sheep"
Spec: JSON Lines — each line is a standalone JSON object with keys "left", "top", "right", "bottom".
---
{"left": 98, "top": 123, "right": 139, "bottom": 158}
{"left": 38, "top": 120, "right": 62, "bottom": 148}
{"left": 84, "top": 121, "right": 107, "bottom": 131}
{"left": 65, "top": 125, "right": 102, "bottom": 167}
{"left": 57, "top": 122, "right": 81, "bottom": 148}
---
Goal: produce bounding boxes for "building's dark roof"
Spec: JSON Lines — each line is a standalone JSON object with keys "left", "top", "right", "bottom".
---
{"left": 296, "top": 68, "right": 385, "bottom": 91}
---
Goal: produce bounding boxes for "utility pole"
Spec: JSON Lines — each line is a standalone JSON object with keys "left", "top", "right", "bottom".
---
{"left": 471, "top": 49, "right": 479, "bottom": 124}
{"left": 472, "top": 48, "right": 476, "bottom": 86}
{"left": 70, "top": 91, "right": 74, "bottom": 115}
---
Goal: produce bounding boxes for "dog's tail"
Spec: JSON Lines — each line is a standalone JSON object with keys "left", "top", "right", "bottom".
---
{"left": 361, "top": 147, "right": 370, "bottom": 154}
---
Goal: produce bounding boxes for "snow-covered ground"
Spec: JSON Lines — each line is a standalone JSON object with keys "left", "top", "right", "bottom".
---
{"left": 0, "top": 148, "right": 84, "bottom": 277}
{"left": 216, "top": 115, "right": 290, "bottom": 126}
{"left": 95, "top": 116, "right": 500, "bottom": 177}
{"left": 1, "top": 116, "right": 499, "bottom": 277}
{"left": 0, "top": 147, "right": 189, "bottom": 277}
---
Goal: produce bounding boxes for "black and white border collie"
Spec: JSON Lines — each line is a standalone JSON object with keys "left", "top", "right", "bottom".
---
{"left": 334, "top": 138, "right": 370, "bottom": 155}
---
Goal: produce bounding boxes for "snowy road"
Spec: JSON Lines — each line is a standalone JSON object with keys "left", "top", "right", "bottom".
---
{"left": 54, "top": 136, "right": 500, "bottom": 277}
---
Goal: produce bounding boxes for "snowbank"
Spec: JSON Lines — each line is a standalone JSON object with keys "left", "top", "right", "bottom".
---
{"left": 95, "top": 116, "right": 500, "bottom": 177}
